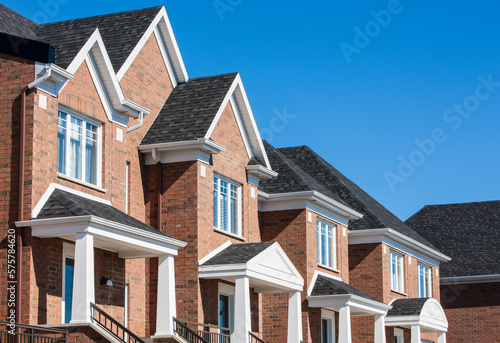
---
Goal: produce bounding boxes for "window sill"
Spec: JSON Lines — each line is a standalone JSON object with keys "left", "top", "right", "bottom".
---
{"left": 318, "top": 264, "right": 341, "bottom": 274}
{"left": 390, "top": 289, "right": 407, "bottom": 297}
{"left": 213, "top": 228, "right": 246, "bottom": 241}
{"left": 57, "top": 173, "right": 106, "bottom": 193}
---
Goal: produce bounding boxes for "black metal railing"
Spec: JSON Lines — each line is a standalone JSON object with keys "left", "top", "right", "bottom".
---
{"left": 90, "top": 303, "right": 144, "bottom": 343}
{"left": 177, "top": 320, "right": 230, "bottom": 343}
{"left": 173, "top": 318, "right": 209, "bottom": 343}
{"left": 248, "top": 332, "right": 266, "bottom": 343}
{"left": 0, "top": 321, "right": 67, "bottom": 343}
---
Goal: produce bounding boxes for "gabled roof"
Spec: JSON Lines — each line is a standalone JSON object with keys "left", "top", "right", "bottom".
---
{"left": 201, "top": 242, "right": 275, "bottom": 266}
{"left": 274, "top": 144, "right": 436, "bottom": 249}
{"left": 406, "top": 201, "right": 500, "bottom": 278}
{"left": 34, "top": 6, "right": 162, "bottom": 71}
{"left": 142, "top": 73, "right": 238, "bottom": 145}
{"left": 311, "top": 274, "right": 378, "bottom": 302}
{"left": 0, "top": 4, "right": 39, "bottom": 40}
{"left": 37, "top": 188, "right": 168, "bottom": 238}
{"left": 387, "top": 298, "right": 428, "bottom": 316}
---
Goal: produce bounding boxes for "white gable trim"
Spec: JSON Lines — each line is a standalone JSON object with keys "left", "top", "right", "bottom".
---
{"left": 204, "top": 74, "right": 272, "bottom": 170}
{"left": 116, "top": 7, "right": 188, "bottom": 84}
{"left": 199, "top": 241, "right": 232, "bottom": 265}
{"left": 307, "top": 270, "right": 343, "bottom": 297}
{"left": 385, "top": 298, "right": 448, "bottom": 332}
{"left": 32, "top": 183, "right": 111, "bottom": 219}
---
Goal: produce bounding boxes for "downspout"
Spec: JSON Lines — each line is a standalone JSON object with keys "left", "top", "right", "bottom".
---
{"left": 126, "top": 111, "right": 144, "bottom": 133}
{"left": 152, "top": 149, "right": 162, "bottom": 232}
{"left": 16, "top": 87, "right": 28, "bottom": 325}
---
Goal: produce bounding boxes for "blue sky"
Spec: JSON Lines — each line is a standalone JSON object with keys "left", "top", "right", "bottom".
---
{"left": 5, "top": 0, "right": 500, "bottom": 220}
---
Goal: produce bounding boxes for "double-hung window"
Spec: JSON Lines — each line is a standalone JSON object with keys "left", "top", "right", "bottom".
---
{"left": 418, "top": 263, "right": 432, "bottom": 298}
{"left": 390, "top": 250, "right": 404, "bottom": 293}
{"left": 317, "top": 219, "right": 336, "bottom": 269}
{"left": 213, "top": 175, "right": 241, "bottom": 235}
{"left": 57, "top": 109, "right": 101, "bottom": 186}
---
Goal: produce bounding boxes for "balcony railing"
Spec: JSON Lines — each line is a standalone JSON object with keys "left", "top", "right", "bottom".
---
{"left": 249, "top": 332, "right": 266, "bottom": 343}
{"left": 0, "top": 321, "right": 67, "bottom": 343}
{"left": 176, "top": 320, "right": 231, "bottom": 343}
{"left": 173, "top": 318, "right": 210, "bottom": 343}
{"left": 90, "top": 303, "right": 145, "bottom": 343}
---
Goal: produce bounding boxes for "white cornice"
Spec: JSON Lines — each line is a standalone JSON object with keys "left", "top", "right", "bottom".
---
{"left": 246, "top": 164, "right": 278, "bottom": 181}
{"left": 348, "top": 228, "right": 451, "bottom": 264}
{"left": 306, "top": 294, "right": 391, "bottom": 315}
{"left": 307, "top": 270, "right": 343, "bottom": 297}
{"left": 440, "top": 274, "right": 500, "bottom": 285}
{"left": 29, "top": 62, "right": 74, "bottom": 96}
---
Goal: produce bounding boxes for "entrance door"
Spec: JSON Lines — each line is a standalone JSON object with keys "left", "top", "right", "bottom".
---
{"left": 64, "top": 257, "right": 74, "bottom": 323}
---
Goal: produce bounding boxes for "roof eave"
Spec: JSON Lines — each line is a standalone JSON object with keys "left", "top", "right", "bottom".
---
{"left": 139, "top": 138, "right": 227, "bottom": 155}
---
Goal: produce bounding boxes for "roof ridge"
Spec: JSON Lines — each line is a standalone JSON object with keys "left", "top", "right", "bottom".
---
{"left": 188, "top": 72, "right": 239, "bottom": 82}
{"left": 422, "top": 200, "right": 500, "bottom": 207}
{"left": 51, "top": 189, "right": 90, "bottom": 217}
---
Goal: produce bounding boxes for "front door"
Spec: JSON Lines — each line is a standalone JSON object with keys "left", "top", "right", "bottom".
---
{"left": 64, "top": 257, "right": 75, "bottom": 323}
{"left": 219, "top": 294, "right": 231, "bottom": 339}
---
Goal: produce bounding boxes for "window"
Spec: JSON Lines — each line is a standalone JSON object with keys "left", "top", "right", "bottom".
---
{"left": 390, "top": 251, "right": 404, "bottom": 293}
{"left": 321, "top": 309, "right": 335, "bottom": 343}
{"left": 418, "top": 263, "right": 432, "bottom": 298}
{"left": 394, "top": 328, "right": 404, "bottom": 343}
{"left": 317, "top": 219, "right": 336, "bottom": 269}
{"left": 58, "top": 109, "right": 101, "bottom": 186}
{"left": 213, "top": 175, "right": 241, "bottom": 235}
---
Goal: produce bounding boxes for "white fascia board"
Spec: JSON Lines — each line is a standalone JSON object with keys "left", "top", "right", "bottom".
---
{"left": 204, "top": 74, "right": 273, "bottom": 170}
{"left": 259, "top": 191, "right": 362, "bottom": 224}
{"left": 246, "top": 164, "right": 279, "bottom": 181}
{"left": 199, "top": 241, "right": 232, "bottom": 265}
{"left": 440, "top": 274, "right": 500, "bottom": 285}
{"left": 348, "top": 228, "right": 451, "bottom": 264}
{"left": 246, "top": 269, "right": 303, "bottom": 291}
{"left": 29, "top": 62, "right": 74, "bottom": 96}
{"left": 31, "top": 183, "right": 111, "bottom": 219}
{"left": 139, "top": 139, "right": 227, "bottom": 165}
{"left": 307, "top": 270, "right": 343, "bottom": 297}
{"left": 385, "top": 316, "right": 448, "bottom": 332}
{"left": 306, "top": 294, "right": 390, "bottom": 315}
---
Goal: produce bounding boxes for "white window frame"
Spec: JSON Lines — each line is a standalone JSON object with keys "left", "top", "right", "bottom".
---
{"left": 213, "top": 175, "right": 242, "bottom": 236}
{"left": 218, "top": 283, "right": 235, "bottom": 333}
{"left": 316, "top": 219, "right": 337, "bottom": 269}
{"left": 394, "top": 328, "right": 404, "bottom": 343}
{"left": 61, "top": 243, "right": 75, "bottom": 324}
{"left": 418, "top": 263, "right": 432, "bottom": 298}
{"left": 390, "top": 250, "right": 404, "bottom": 293}
{"left": 57, "top": 107, "right": 103, "bottom": 187}
{"left": 321, "top": 309, "right": 335, "bottom": 343}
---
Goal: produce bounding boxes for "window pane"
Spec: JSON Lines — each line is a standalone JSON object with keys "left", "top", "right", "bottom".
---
{"left": 57, "top": 112, "right": 67, "bottom": 174}
{"left": 230, "top": 184, "right": 237, "bottom": 234}
{"left": 220, "top": 180, "right": 228, "bottom": 231}
{"left": 317, "top": 221, "right": 321, "bottom": 263}
{"left": 213, "top": 177, "right": 219, "bottom": 228}
{"left": 85, "top": 123, "right": 97, "bottom": 184}
{"left": 69, "top": 116, "right": 82, "bottom": 179}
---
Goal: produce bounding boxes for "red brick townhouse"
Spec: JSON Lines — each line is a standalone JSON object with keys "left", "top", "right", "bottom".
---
{"left": 0, "top": 3, "right": 455, "bottom": 343}
{"left": 406, "top": 201, "right": 500, "bottom": 343}
{"left": 257, "top": 144, "right": 452, "bottom": 343}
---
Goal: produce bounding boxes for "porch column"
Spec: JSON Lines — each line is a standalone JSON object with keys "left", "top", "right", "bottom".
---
{"left": 70, "top": 233, "right": 95, "bottom": 323}
{"left": 155, "top": 254, "right": 176, "bottom": 336}
{"left": 338, "top": 305, "right": 352, "bottom": 343}
{"left": 437, "top": 332, "right": 446, "bottom": 343}
{"left": 287, "top": 291, "right": 302, "bottom": 343}
{"left": 234, "top": 276, "right": 251, "bottom": 343}
{"left": 411, "top": 325, "right": 421, "bottom": 343}
{"left": 374, "top": 314, "right": 386, "bottom": 343}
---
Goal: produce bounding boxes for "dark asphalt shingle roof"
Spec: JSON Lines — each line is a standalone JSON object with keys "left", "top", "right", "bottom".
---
{"left": 311, "top": 275, "right": 379, "bottom": 302}
{"left": 201, "top": 242, "right": 275, "bottom": 266}
{"left": 37, "top": 189, "right": 169, "bottom": 237}
{"left": 141, "top": 73, "right": 238, "bottom": 145}
{"left": 387, "top": 298, "right": 428, "bottom": 316}
{"left": 0, "top": 4, "right": 161, "bottom": 71}
{"left": 406, "top": 201, "right": 500, "bottom": 278}
{"left": 266, "top": 144, "right": 436, "bottom": 250}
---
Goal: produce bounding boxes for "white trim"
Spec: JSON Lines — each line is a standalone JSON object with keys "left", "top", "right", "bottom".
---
{"left": 29, "top": 62, "right": 74, "bottom": 96}
{"left": 246, "top": 164, "right": 278, "bottom": 182}
{"left": 307, "top": 293, "right": 391, "bottom": 316}
{"left": 394, "top": 328, "right": 404, "bottom": 343}
{"left": 213, "top": 174, "right": 242, "bottom": 237}
{"left": 116, "top": 7, "right": 188, "bottom": 83}
{"left": 230, "top": 96, "right": 253, "bottom": 160}
{"left": 199, "top": 241, "right": 232, "bottom": 265}
{"left": 139, "top": 139, "right": 226, "bottom": 165}
{"left": 390, "top": 250, "right": 405, "bottom": 293}
{"left": 316, "top": 218, "right": 337, "bottom": 270}
{"left": 307, "top": 270, "right": 342, "bottom": 297}
{"left": 218, "top": 282, "right": 235, "bottom": 333}
{"left": 385, "top": 298, "right": 448, "bottom": 333}
{"left": 348, "top": 228, "right": 451, "bottom": 264}
{"left": 321, "top": 309, "right": 336, "bottom": 343}
{"left": 440, "top": 274, "right": 500, "bottom": 285}
{"left": 32, "top": 183, "right": 111, "bottom": 219}
{"left": 153, "top": 26, "right": 178, "bottom": 87}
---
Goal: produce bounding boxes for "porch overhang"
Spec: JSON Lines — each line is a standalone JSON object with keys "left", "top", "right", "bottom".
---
{"left": 199, "top": 241, "right": 303, "bottom": 293}
{"left": 16, "top": 215, "right": 186, "bottom": 258}
{"left": 385, "top": 298, "right": 448, "bottom": 333}
{"left": 307, "top": 294, "right": 390, "bottom": 316}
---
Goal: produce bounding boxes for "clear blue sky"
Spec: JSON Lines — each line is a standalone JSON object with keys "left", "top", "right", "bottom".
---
{"left": 6, "top": 0, "right": 500, "bottom": 220}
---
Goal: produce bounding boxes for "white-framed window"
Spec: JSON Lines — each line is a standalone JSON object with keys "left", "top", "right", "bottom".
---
{"left": 418, "top": 263, "right": 432, "bottom": 298}
{"left": 57, "top": 109, "right": 102, "bottom": 186}
{"left": 317, "top": 219, "right": 336, "bottom": 269}
{"left": 213, "top": 175, "right": 241, "bottom": 235}
{"left": 394, "top": 328, "right": 404, "bottom": 343}
{"left": 390, "top": 250, "right": 404, "bottom": 293}
{"left": 321, "top": 309, "right": 335, "bottom": 343}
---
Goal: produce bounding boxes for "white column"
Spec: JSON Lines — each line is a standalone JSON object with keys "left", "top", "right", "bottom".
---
{"left": 70, "top": 233, "right": 94, "bottom": 323}
{"left": 338, "top": 305, "right": 352, "bottom": 343}
{"left": 233, "top": 276, "right": 251, "bottom": 343}
{"left": 374, "top": 314, "right": 386, "bottom": 343}
{"left": 287, "top": 291, "right": 302, "bottom": 343}
{"left": 155, "top": 255, "right": 176, "bottom": 336}
{"left": 437, "top": 331, "right": 446, "bottom": 343}
{"left": 411, "top": 325, "right": 421, "bottom": 343}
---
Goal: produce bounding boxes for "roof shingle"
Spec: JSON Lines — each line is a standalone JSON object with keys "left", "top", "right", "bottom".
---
{"left": 201, "top": 242, "right": 275, "bottom": 266}
{"left": 311, "top": 274, "right": 379, "bottom": 302}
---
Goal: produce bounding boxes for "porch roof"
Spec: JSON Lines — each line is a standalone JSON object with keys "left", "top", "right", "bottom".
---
{"left": 385, "top": 298, "right": 448, "bottom": 333}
